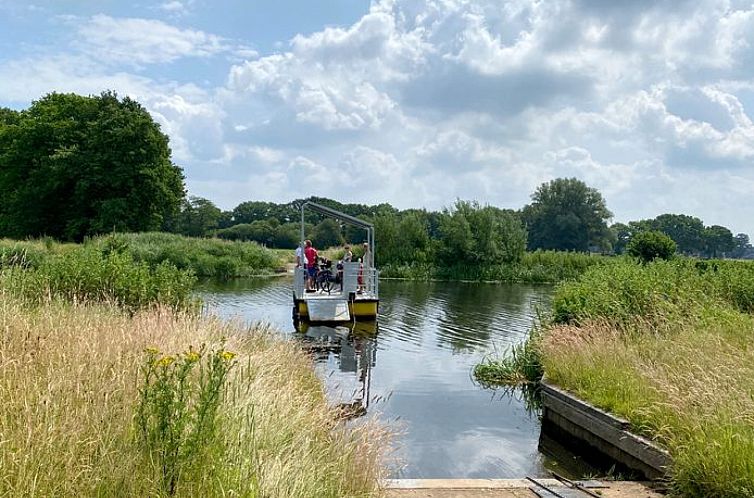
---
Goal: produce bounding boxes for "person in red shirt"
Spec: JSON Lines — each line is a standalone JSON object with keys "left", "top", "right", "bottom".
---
{"left": 304, "top": 239, "right": 318, "bottom": 291}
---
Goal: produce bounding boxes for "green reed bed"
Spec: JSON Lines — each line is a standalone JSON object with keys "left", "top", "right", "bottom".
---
{"left": 93, "top": 232, "right": 279, "bottom": 278}
{"left": 477, "top": 258, "right": 754, "bottom": 497}
{"left": 0, "top": 246, "right": 196, "bottom": 311}
{"left": 0, "top": 297, "right": 387, "bottom": 497}
{"left": 381, "top": 251, "right": 613, "bottom": 283}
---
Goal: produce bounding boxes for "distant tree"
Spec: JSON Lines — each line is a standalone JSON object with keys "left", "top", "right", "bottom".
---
{"left": 438, "top": 200, "right": 526, "bottom": 266}
{"left": 272, "top": 223, "right": 300, "bottom": 249}
{"left": 732, "top": 233, "right": 753, "bottom": 259}
{"left": 522, "top": 178, "right": 612, "bottom": 252}
{"left": 627, "top": 231, "right": 676, "bottom": 263}
{"left": 703, "top": 225, "right": 735, "bottom": 258}
{"left": 610, "top": 222, "right": 632, "bottom": 254}
{"left": 215, "top": 220, "right": 276, "bottom": 245}
{"left": 231, "top": 201, "right": 284, "bottom": 225}
{"left": 651, "top": 214, "right": 706, "bottom": 255}
{"left": 311, "top": 219, "right": 343, "bottom": 249}
{"left": 375, "top": 211, "right": 433, "bottom": 265}
{"left": 168, "top": 196, "right": 221, "bottom": 237}
{"left": 0, "top": 92, "right": 184, "bottom": 241}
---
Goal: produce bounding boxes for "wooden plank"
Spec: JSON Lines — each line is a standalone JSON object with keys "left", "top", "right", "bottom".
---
{"left": 542, "top": 391, "right": 671, "bottom": 474}
{"left": 541, "top": 380, "right": 629, "bottom": 430}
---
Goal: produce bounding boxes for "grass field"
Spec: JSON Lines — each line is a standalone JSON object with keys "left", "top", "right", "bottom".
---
{"left": 0, "top": 297, "right": 388, "bottom": 497}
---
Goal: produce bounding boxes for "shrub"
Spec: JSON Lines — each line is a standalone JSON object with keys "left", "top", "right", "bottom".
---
{"left": 627, "top": 230, "right": 676, "bottom": 263}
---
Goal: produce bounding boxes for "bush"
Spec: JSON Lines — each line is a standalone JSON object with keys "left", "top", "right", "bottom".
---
{"left": 627, "top": 230, "right": 676, "bottom": 263}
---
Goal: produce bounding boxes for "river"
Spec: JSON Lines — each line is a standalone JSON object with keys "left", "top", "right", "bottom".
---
{"left": 198, "top": 277, "right": 586, "bottom": 478}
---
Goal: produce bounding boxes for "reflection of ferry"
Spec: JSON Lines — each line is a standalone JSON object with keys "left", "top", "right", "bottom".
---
{"left": 292, "top": 201, "right": 379, "bottom": 323}
{"left": 297, "top": 320, "right": 377, "bottom": 419}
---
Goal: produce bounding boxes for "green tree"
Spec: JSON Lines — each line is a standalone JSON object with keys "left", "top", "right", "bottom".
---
{"left": 651, "top": 214, "right": 706, "bottom": 255}
{"left": 732, "top": 233, "right": 753, "bottom": 259}
{"left": 703, "top": 225, "right": 735, "bottom": 258}
{"left": 0, "top": 92, "right": 184, "bottom": 240}
{"left": 311, "top": 219, "right": 343, "bottom": 249}
{"left": 522, "top": 178, "right": 612, "bottom": 252}
{"left": 374, "top": 211, "right": 433, "bottom": 265}
{"left": 438, "top": 200, "right": 527, "bottom": 266}
{"left": 610, "top": 222, "right": 632, "bottom": 254}
{"left": 168, "top": 196, "right": 221, "bottom": 237}
{"left": 627, "top": 230, "right": 676, "bottom": 263}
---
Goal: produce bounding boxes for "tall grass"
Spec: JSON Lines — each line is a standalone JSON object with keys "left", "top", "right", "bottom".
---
{"left": 2, "top": 233, "right": 280, "bottom": 279}
{"left": 0, "top": 297, "right": 387, "bottom": 497}
{"left": 92, "top": 232, "right": 279, "bottom": 278}
{"left": 381, "top": 251, "right": 613, "bottom": 283}
{"left": 0, "top": 247, "right": 196, "bottom": 311}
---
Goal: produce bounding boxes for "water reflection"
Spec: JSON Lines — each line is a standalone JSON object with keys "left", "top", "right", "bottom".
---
{"left": 198, "top": 277, "right": 557, "bottom": 478}
{"left": 296, "top": 321, "right": 377, "bottom": 419}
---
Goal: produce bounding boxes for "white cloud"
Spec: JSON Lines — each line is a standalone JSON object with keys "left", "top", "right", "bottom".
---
{"left": 4, "top": 0, "right": 754, "bottom": 235}
{"left": 75, "top": 14, "right": 229, "bottom": 65}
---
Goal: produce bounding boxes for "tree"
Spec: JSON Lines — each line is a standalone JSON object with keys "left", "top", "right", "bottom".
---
{"left": 522, "top": 178, "right": 612, "bottom": 252}
{"left": 703, "top": 225, "right": 735, "bottom": 258}
{"left": 651, "top": 214, "right": 705, "bottom": 255}
{"left": 627, "top": 231, "right": 676, "bottom": 263}
{"left": 168, "top": 196, "right": 221, "bottom": 237}
{"left": 732, "top": 233, "right": 753, "bottom": 259}
{"left": 438, "top": 200, "right": 527, "bottom": 266}
{"left": 311, "top": 219, "right": 343, "bottom": 249}
{"left": 610, "top": 222, "right": 632, "bottom": 254}
{"left": 0, "top": 92, "right": 184, "bottom": 241}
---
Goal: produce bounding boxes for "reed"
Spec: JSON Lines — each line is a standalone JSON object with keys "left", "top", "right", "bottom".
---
{"left": 94, "top": 232, "right": 279, "bottom": 278}
{"left": 0, "top": 247, "right": 196, "bottom": 311}
{"left": 0, "top": 297, "right": 388, "bottom": 497}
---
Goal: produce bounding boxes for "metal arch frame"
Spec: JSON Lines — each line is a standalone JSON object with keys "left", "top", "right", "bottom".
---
{"left": 300, "top": 201, "right": 374, "bottom": 264}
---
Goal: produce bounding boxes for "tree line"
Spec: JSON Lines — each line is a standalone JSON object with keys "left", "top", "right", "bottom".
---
{"left": 2, "top": 92, "right": 751, "bottom": 264}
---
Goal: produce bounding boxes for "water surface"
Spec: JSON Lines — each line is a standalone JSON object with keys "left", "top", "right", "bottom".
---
{"left": 199, "top": 278, "right": 564, "bottom": 478}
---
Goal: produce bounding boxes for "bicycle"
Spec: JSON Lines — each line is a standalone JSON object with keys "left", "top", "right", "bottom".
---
{"left": 314, "top": 258, "right": 338, "bottom": 294}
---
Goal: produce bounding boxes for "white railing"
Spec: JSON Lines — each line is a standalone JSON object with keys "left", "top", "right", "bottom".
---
{"left": 293, "top": 262, "right": 379, "bottom": 300}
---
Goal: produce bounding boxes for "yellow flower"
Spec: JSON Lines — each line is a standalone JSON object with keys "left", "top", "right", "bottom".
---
{"left": 156, "top": 355, "right": 175, "bottom": 367}
{"left": 144, "top": 347, "right": 160, "bottom": 355}
{"left": 185, "top": 351, "right": 201, "bottom": 363}
{"left": 220, "top": 351, "right": 236, "bottom": 361}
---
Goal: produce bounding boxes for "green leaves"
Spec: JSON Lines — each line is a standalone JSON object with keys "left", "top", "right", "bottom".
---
{"left": 0, "top": 91, "right": 185, "bottom": 241}
{"left": 523, "top": 178, "right": 613, "bottom": 252}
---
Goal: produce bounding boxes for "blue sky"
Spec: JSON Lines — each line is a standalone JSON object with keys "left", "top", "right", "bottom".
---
{"left": 2, "top": 0, "right": 754, "bottom": 236}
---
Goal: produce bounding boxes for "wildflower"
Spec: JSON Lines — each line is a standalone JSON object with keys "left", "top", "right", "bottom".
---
{"left": 145, "top": 347, "right": 160, "bottom": 355}
{"left": 185, "top": 351, "right": 200, "bottom": 363}
{"left": 156, "top": 355, "right": 175, "bottom": 368}
{"left": 220, "top": 351, "right": 236, "bottom": 361}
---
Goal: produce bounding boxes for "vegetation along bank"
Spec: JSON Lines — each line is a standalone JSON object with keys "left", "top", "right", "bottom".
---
{"left": 476, "top": 257, "right": 754, "bottom": 497}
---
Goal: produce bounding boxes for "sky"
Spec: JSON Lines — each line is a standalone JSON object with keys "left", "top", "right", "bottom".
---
{"left": 2, "top": 0, "right": 754, "bottom": 236}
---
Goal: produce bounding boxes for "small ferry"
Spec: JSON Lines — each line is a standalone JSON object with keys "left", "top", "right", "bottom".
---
{"left": 292, "top": 201, "right": 379, "bottom": 323}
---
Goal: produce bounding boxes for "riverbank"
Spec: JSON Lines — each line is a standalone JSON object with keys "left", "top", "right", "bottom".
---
{"left": 0, "top": 296, "right": 387, "bottom": 497}
{"left": 0, "top": 232, "right": 280, "bottom": 279}
{"left": 380, "top": 251, "right": 613, "bottom": 284}
{"left": 476, "top": 258, "right": 754, "bottom": 497}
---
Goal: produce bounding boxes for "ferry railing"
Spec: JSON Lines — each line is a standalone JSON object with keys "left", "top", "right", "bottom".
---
{"left": 295, "top": 262, "right": 379, "bottom": 299}
{"left": 294, "top": 267, "right": 306, "bottom": 299}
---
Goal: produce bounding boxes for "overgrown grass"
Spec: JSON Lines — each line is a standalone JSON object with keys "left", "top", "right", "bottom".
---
{"left": 94, "top": 232, "right": 279, "bottom": 278}
{"left": 1, "top": 233, "right": 280, "bottom": 279}
{"left": 0, "top": 297, "right": 388, "bottom": 497}
{"left": 478, "top": 258, "right": 754, "bottom": 496}
{"left": 0, "top": 246, "right": 196, "bottom": 311}
{"left": 381, "top": 251, "right": 613, "bottom": 283}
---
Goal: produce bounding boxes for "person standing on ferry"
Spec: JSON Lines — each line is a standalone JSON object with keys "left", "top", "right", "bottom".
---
{"left": 304, "top": 239, "right": 318, "bottom": 291}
